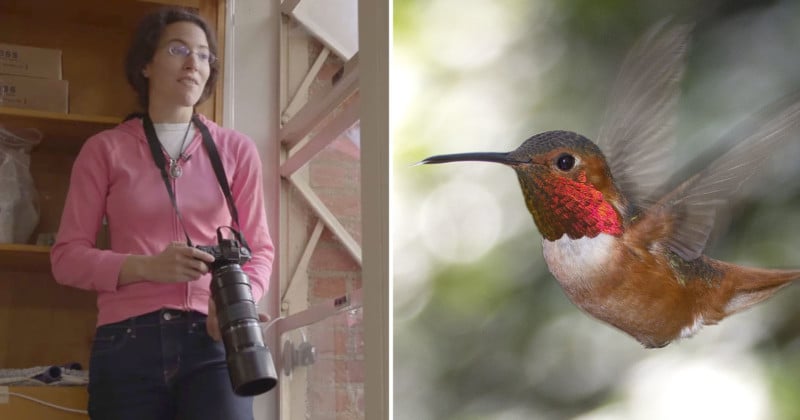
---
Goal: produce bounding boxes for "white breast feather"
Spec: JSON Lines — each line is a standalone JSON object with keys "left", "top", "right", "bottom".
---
{"left": 542, "top": 234, "right": 616, "bottom": 289}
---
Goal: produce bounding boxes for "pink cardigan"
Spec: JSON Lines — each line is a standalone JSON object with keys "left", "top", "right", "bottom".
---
{"left": 51, "top": 114, "right": 274, "bottom": 326}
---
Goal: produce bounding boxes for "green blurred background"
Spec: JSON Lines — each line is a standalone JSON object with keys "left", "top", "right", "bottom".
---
{"left": 392, "top": 1, "right": 800, "bottom": 419}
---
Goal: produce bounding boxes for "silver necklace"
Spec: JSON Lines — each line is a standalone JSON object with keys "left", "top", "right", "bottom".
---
{"left": 168, "top": 121, "right": 192, "bottom": 179}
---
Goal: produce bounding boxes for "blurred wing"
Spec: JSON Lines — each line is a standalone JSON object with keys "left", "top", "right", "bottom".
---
{"left": 643, "top": 95, "right": 800, "bottom": 260}
{"left": 595, "top": 21, "right": 692, "bottom": 210}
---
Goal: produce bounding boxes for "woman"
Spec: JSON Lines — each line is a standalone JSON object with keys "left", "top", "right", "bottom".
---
{"left": 51, "top": 7, "right": 274, "bottom": 419}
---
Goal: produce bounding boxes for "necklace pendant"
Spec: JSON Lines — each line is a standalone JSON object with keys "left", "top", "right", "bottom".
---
{"left": 169, "top": 159, "right": 182, "bottom": 179}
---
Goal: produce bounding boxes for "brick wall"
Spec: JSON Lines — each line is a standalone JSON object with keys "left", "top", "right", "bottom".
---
{"left": 281, "top": 34, "right": 364, "bottom": 419}
{"left": 306, "top": 132, "right": 364, "bottom": 419}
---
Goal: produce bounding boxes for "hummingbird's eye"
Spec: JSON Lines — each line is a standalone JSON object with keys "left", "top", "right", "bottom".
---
{"left": 556, "top": 154, "right": 575, "bottom": 171}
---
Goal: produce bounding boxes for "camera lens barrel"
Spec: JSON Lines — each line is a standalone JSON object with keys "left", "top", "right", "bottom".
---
{"left": 210, "top": 263, "right": 278, "bottom": 396}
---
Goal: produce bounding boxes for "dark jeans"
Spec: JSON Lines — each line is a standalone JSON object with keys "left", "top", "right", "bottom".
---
{"left": 87, "top": 309, "right": 254, "bottom": 420}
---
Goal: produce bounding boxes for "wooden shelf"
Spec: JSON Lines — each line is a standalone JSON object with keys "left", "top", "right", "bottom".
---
{"left": 0, "top": 108, "right": 119, "bottom": 152}
{"left": 0, "top": 386, "right": 89, "bottom": 419}
{"left": 0, "top": 108, "right": 120, "bottom": 125}
{"left": 0, "top": 243, "right": 51, "bottom": 273}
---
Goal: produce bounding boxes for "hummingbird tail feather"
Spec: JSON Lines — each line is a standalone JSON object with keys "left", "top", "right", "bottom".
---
{"left": 723, "top": 267, "right": 800, "bottom": 316}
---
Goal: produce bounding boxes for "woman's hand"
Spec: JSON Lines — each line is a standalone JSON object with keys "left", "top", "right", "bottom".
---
{"left": 119, "top": 242, "right": 215, "bottom": 286}
{"left": 146, "top": 242, "right": 216, "bottom": 282}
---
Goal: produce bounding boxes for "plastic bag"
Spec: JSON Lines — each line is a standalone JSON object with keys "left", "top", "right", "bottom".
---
{"left": 0, "top": 126, "right": 42, "bottom": 243}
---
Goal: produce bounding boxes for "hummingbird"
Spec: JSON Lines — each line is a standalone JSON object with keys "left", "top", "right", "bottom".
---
{"left": 420, "top": 22, "right": 800, "bottom": 348}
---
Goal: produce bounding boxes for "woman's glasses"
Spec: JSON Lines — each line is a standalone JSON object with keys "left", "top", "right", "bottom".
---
{"left": 166, "top": 43, "right": 217, "bottom": 65}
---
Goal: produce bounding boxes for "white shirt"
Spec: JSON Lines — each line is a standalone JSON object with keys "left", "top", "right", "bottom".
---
{"left": 154, "top": 122, "right": 196, "bottom": 159}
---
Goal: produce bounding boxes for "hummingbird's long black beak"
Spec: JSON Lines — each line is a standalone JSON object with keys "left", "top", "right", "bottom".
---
{"left": 419, "top": 152, "right": 522, "bottom": 165}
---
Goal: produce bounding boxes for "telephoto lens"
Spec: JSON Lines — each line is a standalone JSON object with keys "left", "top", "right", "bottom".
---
{"left": 210, "top": 262, "right": 278, "bottom": 396}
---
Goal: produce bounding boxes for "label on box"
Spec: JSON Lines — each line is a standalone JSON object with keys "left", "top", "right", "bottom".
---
{"left": 0, "top": 75, "right": 68, "bottom": 113}
{"left": 0, "top": 43, "right": 62, "bottom": 80}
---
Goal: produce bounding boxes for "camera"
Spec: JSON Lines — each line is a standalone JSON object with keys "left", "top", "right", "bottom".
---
{"left": 196, "top": 227, "right": 278, "bottom": 396}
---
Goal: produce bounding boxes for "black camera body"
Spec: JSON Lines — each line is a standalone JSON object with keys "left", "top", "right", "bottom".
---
{"left": 196, "top": 230, "right": 277, "bottom": 396}
{"left": 196, "top": 238, "right": 252, "bottom": 270}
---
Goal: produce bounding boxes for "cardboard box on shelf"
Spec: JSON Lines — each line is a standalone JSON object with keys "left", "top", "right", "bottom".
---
{"left": 0, "top": 75, "right": 68, "bottom": 113}
{"left": 0, "top": 43, "right": 62, "bottom": 80}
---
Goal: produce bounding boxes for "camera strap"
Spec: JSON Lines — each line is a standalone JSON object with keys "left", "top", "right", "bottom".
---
{"left": 140, "top": 113, "right": 251, "bottom": 251}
